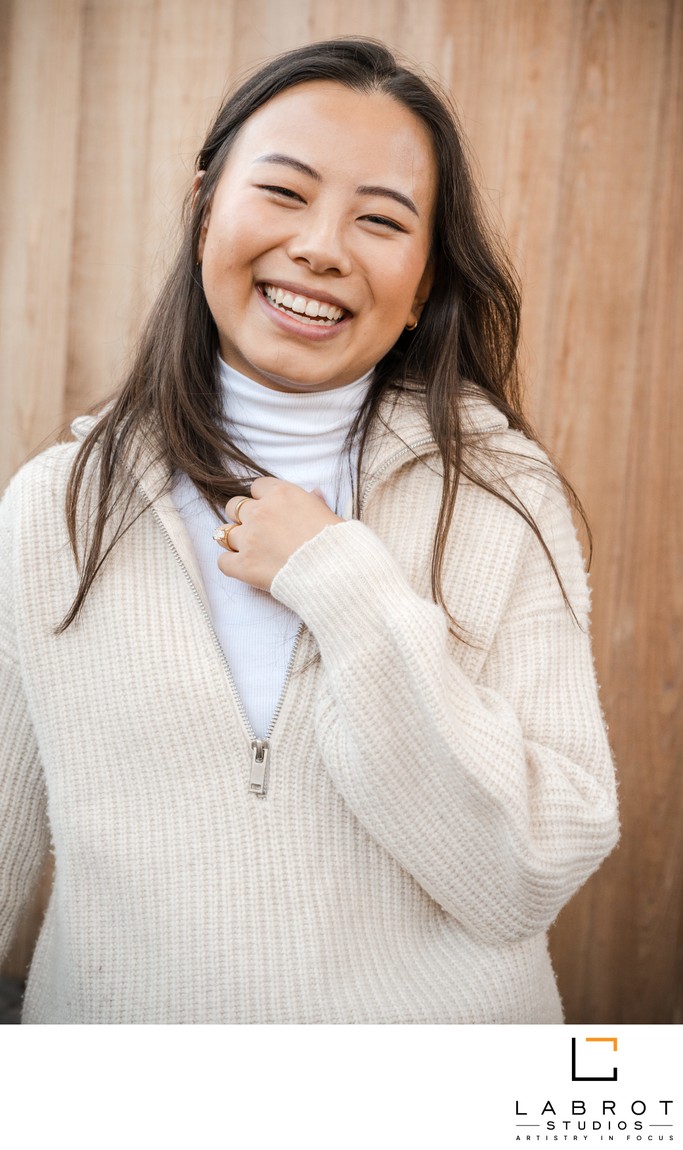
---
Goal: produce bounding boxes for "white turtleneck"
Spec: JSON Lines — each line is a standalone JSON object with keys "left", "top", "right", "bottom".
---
{"left": 171, "top": 359, "right": 373, "bottom": 738}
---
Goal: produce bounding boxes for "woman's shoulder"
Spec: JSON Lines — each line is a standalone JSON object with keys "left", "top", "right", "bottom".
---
{"left": 385, "top": 384, "right": 572, "bottom": 556}
{"left": 381, "top": 381, "right": 554, "bottom": 473}
{"left": 457, "top": 385, "right": 550, "bottom": 469}
{"left": 2, "top": 440, "right": 79, "bottom": 508}
{"left": 0, "top": 443, "right": 79, "bottom": 565}
{"left": 2, "top": 402, "right": 133, "bottom": 518}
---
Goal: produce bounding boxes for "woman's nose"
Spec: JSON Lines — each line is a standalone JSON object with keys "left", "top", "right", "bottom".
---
{"left": 286, "top": 210, "right": 352, "bottom": 276}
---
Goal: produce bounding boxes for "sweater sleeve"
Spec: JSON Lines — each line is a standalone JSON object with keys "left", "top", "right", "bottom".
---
{"left": 270, "top": 473, "right": 619, "bottom": 946}
{"left": 0, "top": 475, "right": 50, "bottom": 964}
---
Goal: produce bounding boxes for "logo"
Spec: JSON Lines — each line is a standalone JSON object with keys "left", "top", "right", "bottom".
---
{"left": 572, "top": 1036, "right": 618, "bottom": 1081}
{"left": 512, "top": 1034, "right": 676, "bottom": 1145}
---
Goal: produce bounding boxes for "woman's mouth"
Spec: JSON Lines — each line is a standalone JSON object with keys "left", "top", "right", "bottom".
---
{"left": 260, "top": 284, "right": 347, "bottom": 326}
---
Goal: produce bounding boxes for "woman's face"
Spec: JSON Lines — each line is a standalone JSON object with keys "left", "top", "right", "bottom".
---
{"left": 197, "top": 81, "right": 437, "bottom": 393}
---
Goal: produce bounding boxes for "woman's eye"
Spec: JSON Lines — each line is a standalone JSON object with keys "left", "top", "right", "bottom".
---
{"left": 260, "top": 184, "right": 304, "bottom": 202}
{"left": 361, "top": 215, "right": 405, "bottom": 232}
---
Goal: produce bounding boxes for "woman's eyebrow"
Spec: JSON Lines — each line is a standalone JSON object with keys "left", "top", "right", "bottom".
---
{"left": 356, "top": 184, "right": 419, "bottom": 217}
{"left": 253, "top": 153, "right": 419, "bottom": 217}
{"left": 254, "top": 153, "right": 321, "bottom": 180}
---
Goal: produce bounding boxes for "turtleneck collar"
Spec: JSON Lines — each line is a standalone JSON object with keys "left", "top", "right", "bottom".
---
{"left": 218, "top": 358, "right": 374, "bottom": 443}
{"left": 216, "top": 358, "right": 374, "bottom": 514}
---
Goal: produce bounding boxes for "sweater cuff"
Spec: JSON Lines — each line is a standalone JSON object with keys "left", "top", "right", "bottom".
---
{"left": 270, "top": 519, "right": 426, "bottom": 655}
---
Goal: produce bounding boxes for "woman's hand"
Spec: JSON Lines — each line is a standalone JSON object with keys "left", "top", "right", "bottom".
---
{"left": 214, "top": 477, "right": 342, "bottom": 590}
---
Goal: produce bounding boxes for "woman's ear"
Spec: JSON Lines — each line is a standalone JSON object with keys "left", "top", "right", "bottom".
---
{"left": 193, "top": 172, "right": 209, "bottom": 265}
{"left": 406, "top": 260, "right": 434, "bottom": 329}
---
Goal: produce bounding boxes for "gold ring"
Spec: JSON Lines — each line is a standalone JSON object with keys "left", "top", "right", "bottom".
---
{"left": 232, "top": 497, "right": 249, "bottom": 525}
{"left": 213, "top": 523, "right": 240, "bottom": 552}
{"left": 224, "top": 524, "right": 240, "bottom": 552}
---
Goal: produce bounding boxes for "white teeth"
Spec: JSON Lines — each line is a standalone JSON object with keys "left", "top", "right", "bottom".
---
{"left": 262, "top": 284, "right": 345, "bottom": 324}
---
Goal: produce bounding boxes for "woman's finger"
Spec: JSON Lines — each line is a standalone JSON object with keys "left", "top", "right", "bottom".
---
{"left": 250, "top": 476, "right": 280, "bottom": 500}
{"left": 224, "top": 494, "right": 252, "bottom": 523}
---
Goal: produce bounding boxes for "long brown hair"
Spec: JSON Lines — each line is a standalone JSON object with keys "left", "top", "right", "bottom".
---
{"left": 58, "top": 37, "right": 586, "bottom": 633}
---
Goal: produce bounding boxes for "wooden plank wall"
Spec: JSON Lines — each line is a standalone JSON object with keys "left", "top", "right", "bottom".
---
{"left": 1, "top": 0, "right": 681, "bottom": 1024}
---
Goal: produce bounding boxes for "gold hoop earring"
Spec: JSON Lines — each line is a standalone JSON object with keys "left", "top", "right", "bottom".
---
{"left": 405, "top": 319, "right": 418, "bottom": 332}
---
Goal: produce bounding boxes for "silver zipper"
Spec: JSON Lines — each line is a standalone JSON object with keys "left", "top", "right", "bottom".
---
{"left": 249, "top": 739, "right": 269, "bottom": 794}
{"left": 149, "top": 505, "right": 304, "bottom": 798}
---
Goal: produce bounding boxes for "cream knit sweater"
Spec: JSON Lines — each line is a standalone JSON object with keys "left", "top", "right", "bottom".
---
{"left": 0, "top": 388, "right": 618, "bottom": 1024}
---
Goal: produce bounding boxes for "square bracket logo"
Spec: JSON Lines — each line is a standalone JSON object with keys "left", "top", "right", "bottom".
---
{"left": 571, "top": 1036, "right": 618, "bottom": 1082}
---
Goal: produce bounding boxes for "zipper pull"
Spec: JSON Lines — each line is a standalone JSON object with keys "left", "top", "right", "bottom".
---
{"left": 249, "top": 739, "right": 270, "bottom": 796}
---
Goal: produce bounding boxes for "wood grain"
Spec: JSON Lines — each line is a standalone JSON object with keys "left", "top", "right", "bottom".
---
{"left": 1, "top": 0, "right": 681, "bottom": 1023}
{"left": 0, "top": 0, "right": 83, "bottom": 480}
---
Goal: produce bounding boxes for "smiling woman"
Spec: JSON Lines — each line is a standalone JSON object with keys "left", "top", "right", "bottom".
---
{"left": 195, "top": 83, "right": 434, "bottom": 393}
{"left": 0, "top": 38, "right": 618, "bottom": 1025}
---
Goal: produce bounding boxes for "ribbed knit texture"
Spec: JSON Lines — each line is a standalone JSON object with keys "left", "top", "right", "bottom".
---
{"left": 170, "top": 359, "right": 371, "bottom": 737}
{"left": 0, "top": 389, "right": 618, "bottom": 1024}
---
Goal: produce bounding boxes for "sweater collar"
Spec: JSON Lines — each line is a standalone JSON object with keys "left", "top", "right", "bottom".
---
{"left": 69, "top": 382, "right": 509, "bottom": 496}
{"left": 358, "top": 382, "right": 509, "bottom": 489}
{"left": 69, "top": 384, "right": 508, "bottom": 607}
